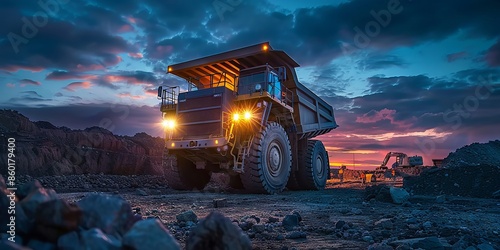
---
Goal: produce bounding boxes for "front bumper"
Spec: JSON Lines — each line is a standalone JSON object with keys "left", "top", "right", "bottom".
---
{"left": 166, "top": 137, "right": 227, "bottom": 149}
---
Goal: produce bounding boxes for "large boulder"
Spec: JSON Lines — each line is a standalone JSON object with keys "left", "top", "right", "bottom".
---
{"left": 176, "top": 210, "right": 198, "bottom": 224}
{"left": 57, "top": 231, "right": 81, "bottom": 250}
{"left": 389, "top": 187, "right": 410, "bottom": 204}
{"left": 282, "top": 214, "right": 299, "bottom": 231}
{"left": 364, "top": 185, "right": 392, "bottom": 203}
{"left": 80, "top": 228, "right": 122, "bottom": 250}
{"left": 19, "top": 187, "right": 58, "bottom": 217}
{"left": 186, "top": 212, "right": 251, "bottom": 250}
{"left": 34, "top": 199, "right": 82, "bottom": 242}
{"left": 77, "top": 194, "right": 136, "bottom": 236}
{"left": 123, "top": 219, "right": 180, "bottom": 250}
{"left": 17, "top": 180, "right": 43, "bottom": 200}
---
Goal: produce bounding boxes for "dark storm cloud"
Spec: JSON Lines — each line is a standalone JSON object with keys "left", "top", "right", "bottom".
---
{"left": 293, "top": 0, "right": 500, "bottom": 60}
{"left": 74, "top": 5, "right": 134, "bottom": 33}
{"left": 357, "top": 54, "right": 406, "bottom": 70}
{"left": 46, "top": 71, "right": 96, "bottom": 81}
{"left": 19, "top": 79, "right": 41, "bottom": 86}
{"left": 20, "top": 91, "right": 42, "bottom": 98}
{"left": 128, "top": 0, "right": 500, "bottom": 68}
{"left": 302, "top": 66, "right": 354, "bottom": 96}
{"left": 92, "top": 70, "right": 160, "bottom": 90}
{"left": 6, "top": 91, "right": 52, "bottom": 106}
{"left": 351, "top": 75, "right": 500, "bottom": 133}
{"left": 0, "top": 20, "right": 133, "bottom": 72}
{"left": 485, "top": 40, "right": 500, "bottom": 67}
{"left": 314, "top": 73, "right": 499, "bottom": 156}
{"left": 453, "top": 68, "right": 500, "bottom": 84}
{"left": 2, "top": 0, "right": 499, "bottom": 73}
{"left": 0, "top": 1, "right": 135, "bottom": 72}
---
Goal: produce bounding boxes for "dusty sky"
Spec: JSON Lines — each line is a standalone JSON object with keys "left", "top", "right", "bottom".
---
{"left": 1, "top": 0, "right": 499, "bottom": 169}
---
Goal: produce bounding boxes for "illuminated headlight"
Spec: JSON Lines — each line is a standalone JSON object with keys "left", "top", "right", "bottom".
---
{"left": 255, "top": 84, "right": 262, "bottom": 91}
{"left": 162, "top": 119, "right": 176, "bottom": 129}
{"left": 244, "top": 111, "right": 251, "bottom": 120}
{"left": 233, "top": 111, "right": 252, "bottom": 122}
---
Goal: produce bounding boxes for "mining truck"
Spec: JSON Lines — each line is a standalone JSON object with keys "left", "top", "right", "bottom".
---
{"left": 158, "top": 42, "right": 338, "bottom": 194}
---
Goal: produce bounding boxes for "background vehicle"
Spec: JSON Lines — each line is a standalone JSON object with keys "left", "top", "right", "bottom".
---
{"left": 377, "top": 152, "right": 424, "bottom": 170}
{"left": 158, "top": 42, "right": 338, "bottom": 194}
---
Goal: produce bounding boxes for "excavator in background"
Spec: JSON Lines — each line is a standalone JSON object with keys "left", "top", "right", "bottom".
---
{"left": 377, "top": 152, "right": 423, "bottom": 170}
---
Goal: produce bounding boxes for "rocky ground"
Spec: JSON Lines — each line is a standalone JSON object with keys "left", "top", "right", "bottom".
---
{"left": 1, "top": 111, "right": 499, "bottom": 249}
{"left": 2, "top": 174, "right": 499, "bottom": 250}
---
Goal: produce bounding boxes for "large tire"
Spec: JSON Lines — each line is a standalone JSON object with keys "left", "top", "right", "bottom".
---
{"left": 241, "top": 122, "right": 291, "bottom": 194}
{"left": 297, "top": 140, "right": 329, "bottom": 190}
{"left": 163, "top": 149, "right": 211, "bottom": 190}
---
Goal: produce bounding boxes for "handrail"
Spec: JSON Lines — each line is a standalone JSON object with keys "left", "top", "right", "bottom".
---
{"left": 160, "top": 86, "right": 179, "bottom": 110}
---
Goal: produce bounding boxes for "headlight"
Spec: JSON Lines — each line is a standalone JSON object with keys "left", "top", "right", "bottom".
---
{"left": 255, "top": 83, "right": 262, "bottom": 91}
{"left": 244, "top": 111, "right": 251, "bottom": 120}
{"left": 233, "top": 111, "right": 252, "bottom": 122}
{"left": 162, "top": 119, "right": 176, "bottom": 129}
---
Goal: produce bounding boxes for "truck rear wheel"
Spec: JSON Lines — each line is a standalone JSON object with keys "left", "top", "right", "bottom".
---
{"left": 163, "top": 149, "right": 211, "bottom": 190}
{"left": 297, "top": 140, "right": 329, "bottom": 190}
{"left": 241, "top": 122, "right": 291, "bottom": 194}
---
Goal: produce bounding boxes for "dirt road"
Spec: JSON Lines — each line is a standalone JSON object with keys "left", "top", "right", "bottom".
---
{"left": 58, "top": 180, "right": 500, "bottom": 250}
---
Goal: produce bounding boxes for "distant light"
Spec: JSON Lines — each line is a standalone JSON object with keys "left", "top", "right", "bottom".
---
{"left": 171, "top": 142, "right": 175, "bottom": 147}
{"left": 168, "top": 67, "right": 173, "bottom": 72}
{"left": 263, "top": 44, "right": 268, "bottom": 51}
{"left": 215, "top": 139, "right": 219, "bottom": 145}
{"left": 233, "top": 113, "right": 240, "bottom": 121}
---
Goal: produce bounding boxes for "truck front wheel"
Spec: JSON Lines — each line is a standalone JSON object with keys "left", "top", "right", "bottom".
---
{"left": 297, "top": 140, "right": 329, "bottom": 190}
{"left": 163, "top": 149, "right": 211, "bottom": 190}
{"left": 241, "top": 122, "right": 291, "bottom": 194}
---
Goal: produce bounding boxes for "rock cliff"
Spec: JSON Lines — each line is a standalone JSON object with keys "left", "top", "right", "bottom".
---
{"left": 0, "top": 109, "right": 164, "bottom": 176}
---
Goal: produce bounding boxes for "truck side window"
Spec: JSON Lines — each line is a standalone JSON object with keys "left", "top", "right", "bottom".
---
{"left": 268, "top": 73, "right": 281, "bottom": 100}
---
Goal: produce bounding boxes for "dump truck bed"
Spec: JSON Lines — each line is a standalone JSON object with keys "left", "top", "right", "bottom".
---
{"left": 167, "top": 42, "right": 338, "bottom": 139}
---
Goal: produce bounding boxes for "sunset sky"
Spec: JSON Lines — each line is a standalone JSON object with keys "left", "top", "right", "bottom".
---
{"left": 1, "top": 0, "right": 499, "bottom": 169}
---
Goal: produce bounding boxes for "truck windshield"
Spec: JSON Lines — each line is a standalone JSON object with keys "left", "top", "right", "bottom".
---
{"left": 239, "top": 72, "right": 266, "bottom": 86}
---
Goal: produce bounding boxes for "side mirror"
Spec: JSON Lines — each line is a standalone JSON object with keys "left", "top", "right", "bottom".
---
{"left": 157, "top": 86, "right": 162, "bottom": 97}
